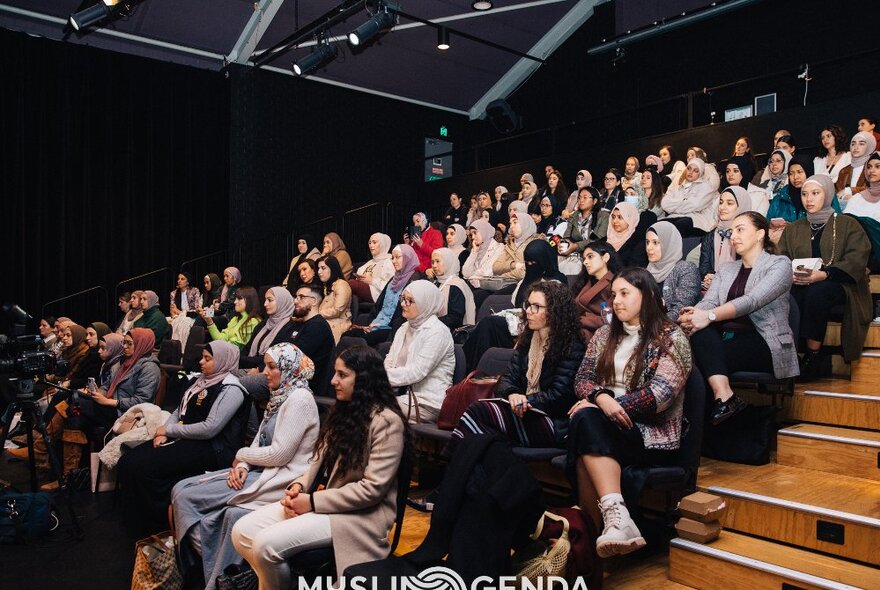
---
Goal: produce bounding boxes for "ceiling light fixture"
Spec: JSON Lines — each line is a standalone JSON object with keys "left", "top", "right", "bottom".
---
{"left": 472, "top": 1, "right": 493, "bottom": 11}
{"left": 69, "top": 0, "right": 130, "bottom": 31}
{"left": 292, "top": 41, "right": 338, "bottom": 76}
{"left": 437, "top": 27, "right": 450, "bottom": 50}
{"left": 348, "top": 8, "right": 395, "bottom": 47}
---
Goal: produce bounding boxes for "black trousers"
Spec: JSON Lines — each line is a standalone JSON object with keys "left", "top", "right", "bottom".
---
{"left": 462, "top": 316, "right": 514, "bottom": 371}
{"left": 691, "top": 326, "right": 773, "bottom": 379}
{"left": 664, "top": 216, "right": 706, "bottom": 237}
{"left": 568, "top": 407, "right": 675, "bottom": 467}
{"left": 341, "top": 326, "right": 392, "bottom": 346}
{"left": 790, "top": 282, "right": 846, "bottom": 343}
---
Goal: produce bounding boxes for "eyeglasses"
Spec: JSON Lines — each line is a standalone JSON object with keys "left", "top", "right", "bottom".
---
{"left": 295, "top": 294, "right": 316, "bottom": 301}
{"left": 523, "top": 302, "right": 547, "bottom": 314}
{"left": 604, "top": 176, "right": 617, "bottom": 182}
{"left": 400, "top": 296, "right": 416, "bottom": 306}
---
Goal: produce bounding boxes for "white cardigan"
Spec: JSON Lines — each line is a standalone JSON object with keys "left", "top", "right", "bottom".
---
{"left": 662, "top": 179, "right": 719, "bottom": 232}
{"left": 384, "top": 315, "right": 455, "bottom": 421}
{"left": 462, "top": 240, "right": 504, "bottom": 287}
{"left": 229, "top": 390, "right": 319, "bottom": 510}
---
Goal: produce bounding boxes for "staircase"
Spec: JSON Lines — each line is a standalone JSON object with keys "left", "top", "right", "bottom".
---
{"left": 669, "top": 361, "right": 880, "bottom": 588}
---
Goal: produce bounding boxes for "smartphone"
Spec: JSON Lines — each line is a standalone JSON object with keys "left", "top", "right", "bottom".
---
{"left": 87, "top": 377, "right": 97, "bottom": 394}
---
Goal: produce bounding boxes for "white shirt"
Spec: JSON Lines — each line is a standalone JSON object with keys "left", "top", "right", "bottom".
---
{"left": 611, "top": 323, "right": 641, "bottom": 397}
{"left": 840, "top": 193, "right": 880, "bottom": 221}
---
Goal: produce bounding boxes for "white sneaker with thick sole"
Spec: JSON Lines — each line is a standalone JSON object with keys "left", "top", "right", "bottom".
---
{"left": 595, "top": 500, "right": 646, "bottom": 558}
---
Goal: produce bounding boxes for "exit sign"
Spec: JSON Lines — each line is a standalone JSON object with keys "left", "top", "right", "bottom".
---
{"left": 440, "top": 126, "right": 448, "bottom": 137}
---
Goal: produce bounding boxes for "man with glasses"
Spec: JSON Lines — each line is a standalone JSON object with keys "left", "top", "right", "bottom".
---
{"left": 289, "top": 285, "right": 335, "bottom": 397}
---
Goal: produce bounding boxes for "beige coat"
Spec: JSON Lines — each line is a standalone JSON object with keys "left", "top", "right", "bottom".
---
{"left": 292, "top": 408, "right": 405, "bottom": 578}
{"left": 492, "top": 233, "right": 543, "bottom": 279}
{"left": 319, "top": 278, "right": 352, "bottom": 343}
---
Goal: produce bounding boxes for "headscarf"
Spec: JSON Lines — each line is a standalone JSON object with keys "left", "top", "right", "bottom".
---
{"left": 606, "top": 203, "right": 640, "bottom": 251}
{"left": 249, "top": 287, "right": 296, "bottom": 357}
{"left": 575, "top": 169, "right": 592, "bottom": 189}
{"left": 204, "top": 273, "right": 222, "bottom": 299}
{"left": 802, "top": 175, "right": 837, "bottom": 225}
{"left": 433, "top": 248, "right": 476, "bottom": 325}
{"left": 645, "top": 155, "right": 664, "bottom": 173}
{"left": 768, "top": 149, "right": 792, "bottom": 184}
{"left": 61, "top": 324, "right": 90, "bottom": 377}
{"left": 646, "top": 221, "right": 682, "bottom": 284}
{"left": 515, "top": 240, "right": 566, "bottom": 307}
{"left": 508, "top": 200, "right": 528, "bottom": 219}
{"left": 324, "top": 232, "right": 347, "bottom": 255}
{"left": 468, "top": 219, "right": 496, "bottom": 267}
{"left": 412, "top": 213, "right": 428, "bottom": 229}
{"left": 178, "top": 341, "right": 241, "bottom": 417}
{"left": 264, "top": 343, "right": 315, "bottom": 419}
{"left": 89, "top": 322, "right": 111, "bottom": 343}
{"left": 448, "top": 224, "right": 467, "bottom": 254}
{"left": 686, "top": 158, "right": 706, "bottom": 180}
{"left": 856, "top": 153, "right": 880, "bottom": 204}
{"left": 106, "top": 327, "right": 155, "bottom": 398}
{"left": 393, "top": 280, "right": 443, "bottom": 366}
{"left": 850, "top": 132, "right": 878, "bottom": 168}
{"left": 494, "top": 186, "right": 509, "bottom": 210}
{"left": 390, "top": 244, "right": 420, "bottom": 292}
{"left": 521, "top": 181, "right": 538, "bottom": 203}
{"left": 725, "top": 155, "right": 755, "bottom": 189}
{"left": 513, "top": 213, "right": 537, "bottom": 246}
{"left": 714, "top": 187, "right": 753, "bottom": 270}
{"left": 221, "top": 267, "right": 241, "bottom": 302}
{"left": 298, "top": 234, "right": 318, "bottom": 255}
{"left": 98, "top": 333, "right": 125, "bottom": 385}
{"left": 143, "top": 290, "right": 159, "bottom": 310}
{"left": 371, "top": 233, "right": 392, "bottom": 260}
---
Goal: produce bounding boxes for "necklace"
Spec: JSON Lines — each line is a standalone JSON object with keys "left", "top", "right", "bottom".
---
{"left": 809, "top": 214, "right": 838, "bottom": 265}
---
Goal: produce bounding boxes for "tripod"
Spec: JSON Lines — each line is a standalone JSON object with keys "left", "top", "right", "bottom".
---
{"left": 0, "top": 377, "right": 83, "bottom": 538}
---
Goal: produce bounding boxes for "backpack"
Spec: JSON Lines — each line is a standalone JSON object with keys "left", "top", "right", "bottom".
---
{"left": 0, "top": 491, "right": 57, "bottom": 544}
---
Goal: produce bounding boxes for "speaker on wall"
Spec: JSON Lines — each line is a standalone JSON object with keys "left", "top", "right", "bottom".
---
{"left": 485, "top": 99, "right": 521, "bottom": 134}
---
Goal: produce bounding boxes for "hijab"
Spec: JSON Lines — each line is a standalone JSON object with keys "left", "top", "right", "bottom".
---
{"left": 178, "top": 341, "right": 241, "bottom": 417}
{"left": 515, "top": 240, "right": 566, "bottom": 307}
{"left": 521, "top": 181, "right": 538, "bottom": 204}
{"left": 850, "top": 132, "right": 878, "bottom": 168}
{"left": 714, "top": 187, "right": 753, "bottom": 270}
{"left": 768, "top": 149, "right": 792, "bottom": 184}
{"left": 725, "top": 155, "right": 755, "bottom": 189}
{"left": 324, "top": 232, "right": 347, "bottom": 255}
{"left": 220, "top": 267, "right": 241, "bottom": 303}
{"left": 857, "top": 153, "right": 880, "bottom": 204}
{"left": 494, "top": 187, "right": 508, "bottom": 210}
{"left": 685, "top": 158, "right": 706, "bottom": 183}
{"left": 249, "top": 287, "right": 296, "bottom": 357}
{"left": 508, "top": 200, "right": 528, "bottom": 219}
{"left": 606, "top": 203, "right": 640, "bottom": 251}
{"left": 98, "top": 333, "right": 125, "bottom": 385}
{"left": 803, "top": 175, "right": 837, "bottom": 225}
{"left": 433, "top": 248, "right": 476, "bottom": 325}
{"left": 392, "top": 280, "right": 443, "bottom": 366}
{"left": 646, "top": 221, "right": 682, "bottom": 284}
{"left": 469, "top": 219, "right": 496, "bottom": 267}
{"left": 371, "top": 233, "right": 392, "bottom": 260}
{"left": 106, "top": 327, "right": 155, "bottom": 398}
{"left": 62, "top": 324, "right": 90, "bottom": 376}
{"left": 89, "top": 322, "right": 111, "bottom": 343}
{"left": 448, "top": 224, "right": 468, "bottom": 254}
{"left": 264, "top": 343, "right": 315, "bottom": 419}
{"left": 143, "top": 290, "right": 159, "bottom": 310}
{"left": 784, "top": 155, "right": 815, "bottom": 213}
{"left": 390, "top": 244, "right": 420, "bottom": 292}
{"left": 205, "top": 274, "right": 222, "bottom": 300}
{"left": 513, "top": 214, "right": 537, "bottom": 246}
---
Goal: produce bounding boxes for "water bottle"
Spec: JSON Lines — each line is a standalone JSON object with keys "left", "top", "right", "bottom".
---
{"left": 601, "top": 302, "right": 614, "bottom": 325}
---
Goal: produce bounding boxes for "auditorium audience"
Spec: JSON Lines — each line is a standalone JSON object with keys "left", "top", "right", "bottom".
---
{"left": 568, "top": 266, "right": 692, "bottom": 557}
{"left": 171, "top": 343, "right": 319, "bottom": 589}
{"left": 493, "top": 214, "right": 541, "bottom": 279}
{"left": 835, "top": 131, "right": 876, "bottom": 200}
{"left": 349, "top": 233, "right": 395, "bottom": 303}
{"left": 232, "top": 346, "right": 410, "bottom": 586}
{"left": 722, "top": 156, "right": 768, "bottom": 215}
{"left": 322, "top": 233, "right": 353, "bottom": 279}
{"left": 442, "top": 192, "right": 468, "bottom": 227}
{"left": 646, "top": 221, "right": 701, "bottom": 321}
{"left": 778, "top": 175, "right": 873, "bottom": 379}
{"left": 813, "top": 124, "right": 851, "bottom": 183}
{"left": 699, "top": 187, "right": 753, "bottom": 289}
{"left": 203, "top": 286, "right": 262, "bottom": 349}
{"left": 317, "top": 255, "right": 353, "bottom": 343}
{"left": 406, "top": 213, "right": 443, "bottom": 273}
{"left": 607, "top": 203, "right": 650, "bottom": 267}
{"left": 119, "top": 341, "right": 248, "bottom": 536}
{"left": 384, "top": 280, "right": 455, "bottom": 423}
{"left": 283, "top": 235, "right": 321, "bottom": 289}
{"left": 572, "top": 241, "right": 621, "bottom": 342}
{"left": 431, "top": 248, "right": 476, "bottom": 330}
{"left": 117, "top": 290, "right": 144, "bottom": 334}
{"left": 683, "top": 212, "right": 798, "bottom": 424}
{"left": 560, "top": 186, "right": 609, "bottom": 255}
{"left": 662, "top": 158, "right": 719, "bottom": 237}
{"left": 170, "top": 272, "right": 203, "bottom": 318}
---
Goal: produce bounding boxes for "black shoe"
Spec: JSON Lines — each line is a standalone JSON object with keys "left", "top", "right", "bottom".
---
{"left": 406, "top": 488, "right": 439, "bottom": 513}
{"left": 797, "top": 351, "right": 822, "bottom": 383}
{"left": 711, "top": 394, "right": 746, "bottom": 426}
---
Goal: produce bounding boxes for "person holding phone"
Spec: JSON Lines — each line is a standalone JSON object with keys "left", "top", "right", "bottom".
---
{"left": 405, "top": 212, "right": 443, "bottom": 273}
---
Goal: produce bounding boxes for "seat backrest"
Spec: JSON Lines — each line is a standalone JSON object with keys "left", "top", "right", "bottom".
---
{"left": 476, "top": 293, "right": 515, "bottom": 323}
{"left": 187, "top": 324, "right": 206, "bottom": 346}
{"left": 376, "top": 340, "right": 392, "bottom": 357}
{"left": 681, "top": 236, "right": 702, "bottom": 260}
{"left": 675, "top": 366, "right": 707, "bottom": 478}
{"left": 157, "top": 339, "right": 182, "bottom": 365}
{"left": 476, "top": 347, "right": 516, "bottom": 376}
{"left": 337, "top": 336, "right": 368, "bottom": 354}
{"left": 452, "top": 344, "right": 466, "bottom": 384}
{"left": 349, "top": 293, "right": 360, "bottom": 321}
{"left": 181, "top": 340, "right": 206, "bottom": 372}
{"left": 788, "top": 293, "right": 800, "bottom": 343}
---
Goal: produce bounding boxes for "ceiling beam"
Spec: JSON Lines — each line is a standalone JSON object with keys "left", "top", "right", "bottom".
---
{"left": 227, "top": 0, "right": 287, "bottom": 65}
{"left": 468, "top": 0, "right": 599, "bottom": 121}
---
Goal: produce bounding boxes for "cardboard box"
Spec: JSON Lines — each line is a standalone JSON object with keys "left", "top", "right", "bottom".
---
{"left": 675, "top": 517, "right": 722, "bottom": 544}
{"left": 678, "top": 491, "right": 727, "bottom": 522}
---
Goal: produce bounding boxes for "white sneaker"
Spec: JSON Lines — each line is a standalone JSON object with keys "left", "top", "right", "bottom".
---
{"left": 595, "top": 499, "right": 646, "bottom": 558}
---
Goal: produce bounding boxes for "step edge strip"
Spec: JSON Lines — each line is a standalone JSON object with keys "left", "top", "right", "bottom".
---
{"left": 860, "top": 351, "right": 880, "bottom": 358}
{"left": 778, "top": 428, "right": 880, "bottom": 448}
{"left": 669, "top": 538, "right": 863, "bottom": 590}
{"left": 803, "top": 390, "right": 880, "bottom": 402}
{"left": 705, "top": 486, "right": 880, "bottom": 528}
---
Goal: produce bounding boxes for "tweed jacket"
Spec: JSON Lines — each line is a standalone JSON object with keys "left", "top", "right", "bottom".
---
{"left": 695, "top": 251, "right": 799, "bottom": 379}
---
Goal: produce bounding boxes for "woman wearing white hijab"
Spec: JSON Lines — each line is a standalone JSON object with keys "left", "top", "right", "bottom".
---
{"left": 462, "top": 219, "right": 503, "bottom": 289}
{"left": 698, "top": 186, "right": 753, "bottom": 290}
{"left": 445, "top": 223, "right": 469, "bottom": 269}
{"left": 835, "top": 131, "right": 877, "bottom": 200}
{"left": 645, "top": 221, "right": 701, "bottom": 321}
{"left": 493, "top": 214, "right": 542, "bottom": 279}
{"left": 384, "top": 280, "right": 455, "bottom": 424}
{"left": 431, "top": 248, "right": 476, "bottom": 330}
{"left": 349, "top": 233, "right": 394, "bottom": 303}
{"left": 661, "top": 158, "right": 720, "bottom": 237}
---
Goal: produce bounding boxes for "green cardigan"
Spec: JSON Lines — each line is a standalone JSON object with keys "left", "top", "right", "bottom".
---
{"left": 207, "top": 313, "right": 260, "bottom": 349}
{"left": 778, "top": 213, "right": 872, "bottom": 361}
{"left": 133, "top": 306, "right": 169, "bottom": 347}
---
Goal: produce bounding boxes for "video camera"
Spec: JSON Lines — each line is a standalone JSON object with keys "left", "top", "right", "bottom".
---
{"left": 0, "top": 336, "right": 62, "bottom": 378}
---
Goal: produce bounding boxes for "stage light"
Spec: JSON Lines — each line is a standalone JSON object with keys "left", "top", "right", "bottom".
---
{"left": 472, "top": 1, "right": 493, "bottom": 10}
{"left": 437, "top": 27, "right": 450, "bottom": 51}
{"left": 69, "top": 0, "right": 127, "bottom": 31}
{"left": 292, "top": 42, "right": 338, "bottom": 76}
{"left": 348, "top": 9, "right": 395, "bottom": 47}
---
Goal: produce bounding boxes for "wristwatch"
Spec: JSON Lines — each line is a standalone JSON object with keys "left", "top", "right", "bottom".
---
{"left": 708, "top": 310, "right": 717, "bottom": 322}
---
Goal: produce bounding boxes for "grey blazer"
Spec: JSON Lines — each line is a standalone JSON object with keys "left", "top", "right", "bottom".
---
{"left": 696, "top": 250, "right": 799, "bottom": 379}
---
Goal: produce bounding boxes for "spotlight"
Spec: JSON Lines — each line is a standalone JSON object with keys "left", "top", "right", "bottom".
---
{"left": 292, "top": 42, "right": 338, "bottom": 76}
{"left": 348, "top": 9, "right": 395, "bottom": 47}
{"left": 472, "top": 1, "right": 493, "bottom": 10}
{"left": 437, "top": 27, "right": 450, "bottom": 51}
{"left": 69, "top": 0, "right": 127, "bottom": 31}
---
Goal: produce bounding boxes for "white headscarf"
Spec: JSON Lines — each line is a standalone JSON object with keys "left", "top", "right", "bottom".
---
{"left": 433, "top": 248, "right": 476, "bottom": 325}
{"left": 646, "top": 221, "right": 682, "bottom": 284}
{"left": 248, "top": 288, "right": 296, "bottom": 357}
{"left": 371, "top": 233, "right": 392, "bottom": 261}
{"left": 448, "top": 224, "right": 468, "bottom": 254}
{"left": 513, "top": 214, "right": 537, "bottom": 246}
{"left": 393, "top": 280, "right": 443, "bottom": 366}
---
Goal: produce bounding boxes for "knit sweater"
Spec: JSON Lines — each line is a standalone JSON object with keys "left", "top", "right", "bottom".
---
{"left": 207, "top": 313, "right": 260, "bottom": 349}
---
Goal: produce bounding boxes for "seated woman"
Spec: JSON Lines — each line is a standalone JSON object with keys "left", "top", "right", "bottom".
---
{"left": 573, "top": 241, "right": 623, "bottom": 342}
{"left": 446, "top": 223, "right": 469, "bottom": 270}
{"left": 294, "top": 258, "right": 321, "bottom": 292}
{"left": 134, "top": 290, "right": 169, "bottom": 346}
{"left": 493, "top": 214, "right": 541, "bottom": 280}
{"left": 283, "top": 234, "right": 322, "bottom": 289}
{"left": 668, "top": 147, "right": 720, "bottom": 191}
{"left": 238, "top": 288, "right": 298, "bottom": 399}
{"left": 322, "top": 233, "right": 353, "bottom": 279}
{"left": 170, "top": 272, "right": 203, "bottom": 319}
{"left": 462, "top": 219, "right": 504, "bottom": 289}
{"left": 171, "top": 343, "right": 320, "bottom": 589}
{"left": 449, "top": 280, "right": 585, "bottom": 453}
{"left": 348, "top": 233, "right": 394, "bottom": 303}
{"left": 813, "top": 124, "right": 851, "bottom": 184}
{"left": 778, "top": 175, "right": 873, "bottom": 380}
{"left": 406, "top": 213, "right": 444, "bottom": 273}
{"left": 85, "top": 322, "right": 111, "bottom": 356}
{"left": 658, "top": 145, "right": 686, "bottom": 189}
{"left": 58, "top": 323, "right": 101, "bottom": 390}
{"left": 844, "top": 154, "right": 880, "bottom": 272}
{"left": 536, "top": 196, "right": 561, "bottom": 235}
{"left": 119, "top": 341, "right": 248, "bottom": 536}
{"left": 661, "top": 158, "right": 719, "bottom": 237}
{"left": 384, "top": 280, "right": 456, "bottom": 424}
{"left": 640, "top": 163, "right": 666, "bottom": 220}
{"left": 561, "top": 187, "right": 608, "bottom": 257}
{"left": 39, "top": 316, "right": 57, "bottom": 351}
{"left": 606, "top": 203, "right": 649, "bottom": 267}
{"left": 216, "top": 267, "right": 243, "bottom": 324}
{"left": 317, "top": 255, "right": 353, "bottom": 343}
{"left": 699, "top": 187, "right": 753, "bottom": 290}
{"left": 94, "top": 333, "right": 126, "bottom": 391}
{"left": 431, "top": 248, "right": 476, "bottom": 330}
{"left": 568, "top": 267, "right": 692, "bottom": 558}
{"left": 835, "top": 131, "right": 876, "bottom": 201}
{"left": 598, "top": 169, "right": 623, "bottom": 211}
{"left": 722, "top": 155, "right": 768, "bottom": 216}
{"left": 203, "top": 286, "right": 262, "bottom": 349}
{"left": 646, "top": 221, "right": 701, "bottom": 321}
{"left": 442, "top": 192, "right": 468, "bottom": 227}
{"left": 683, "top": 212, "right": 798, "bottom": 425}
{"left": 758, "top": 149, "right": 791, "bottom": 206}
{"left": 231, "top": 346, "right": 410, "bottom": 587}
{"left": 343, "top": 244, "right": 421, "bottom": 346}
{"left": 204, "top": 274, "right": 223, "bottom": 309}
{"left": 117, "top": 290, "right": 144, "bottom": 335}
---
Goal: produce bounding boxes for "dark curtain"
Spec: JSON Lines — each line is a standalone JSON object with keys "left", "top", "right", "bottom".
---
{"left": 0, "top": 29, "right": 229, "bottom": 326}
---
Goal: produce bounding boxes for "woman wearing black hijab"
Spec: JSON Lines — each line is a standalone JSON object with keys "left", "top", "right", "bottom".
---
{"left": 722, "top": 155, "right": 768, "bottom": 216}
{"left": 283, "top": 234, "right": 322, "bottom": 291}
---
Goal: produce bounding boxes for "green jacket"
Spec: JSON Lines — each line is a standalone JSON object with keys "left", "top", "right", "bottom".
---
{"left": 133, "top": 306, "right": 169, "bottom": 347}
{"left": 207, "top": 313, "right": 260, "bottom": 349}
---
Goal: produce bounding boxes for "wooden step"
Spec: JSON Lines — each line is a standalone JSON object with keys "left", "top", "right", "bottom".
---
{"left": 795, "top": 379, "right": 880, "bottom": 398}
{"left": 697, "top": 459, "right": 880, "bottom": 565}
{"left": 670, "top": 531, "right": 880, "bottom": 590}
{"left": 785, "top": 389, "right": 880, "bottom": 429}
{"left": 778, "top": 424, "right": 880, "bottom": 481}
{"left": 824, "top": 322, "right": 880, "bottom": 349}
{"left": 850, "top": 351, "right": 880, "bottom": 384}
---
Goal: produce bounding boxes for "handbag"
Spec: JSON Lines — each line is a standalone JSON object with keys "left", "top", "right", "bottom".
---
{"left": 557, "top": 253, "right": 583, "bottom": 276}
{"left": 215, "top": 563, "right": 258, "bottom": 590}
{"left": 516, "top": 511, "right": 571, "bottom": 582}
{"left": 516, "top": 507, "right": 602, "bottom": 588}
{"left": 131, "top": 532, "right": 183, "bottom": 590}
{"left": 436, "top": 371, "right": 500, "bottom": 430}
{"left": 91, "top": 450, "right": 118, "bottom": 493}
{"left": 0, "top": 491, "right": 56, "bottom": 544}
